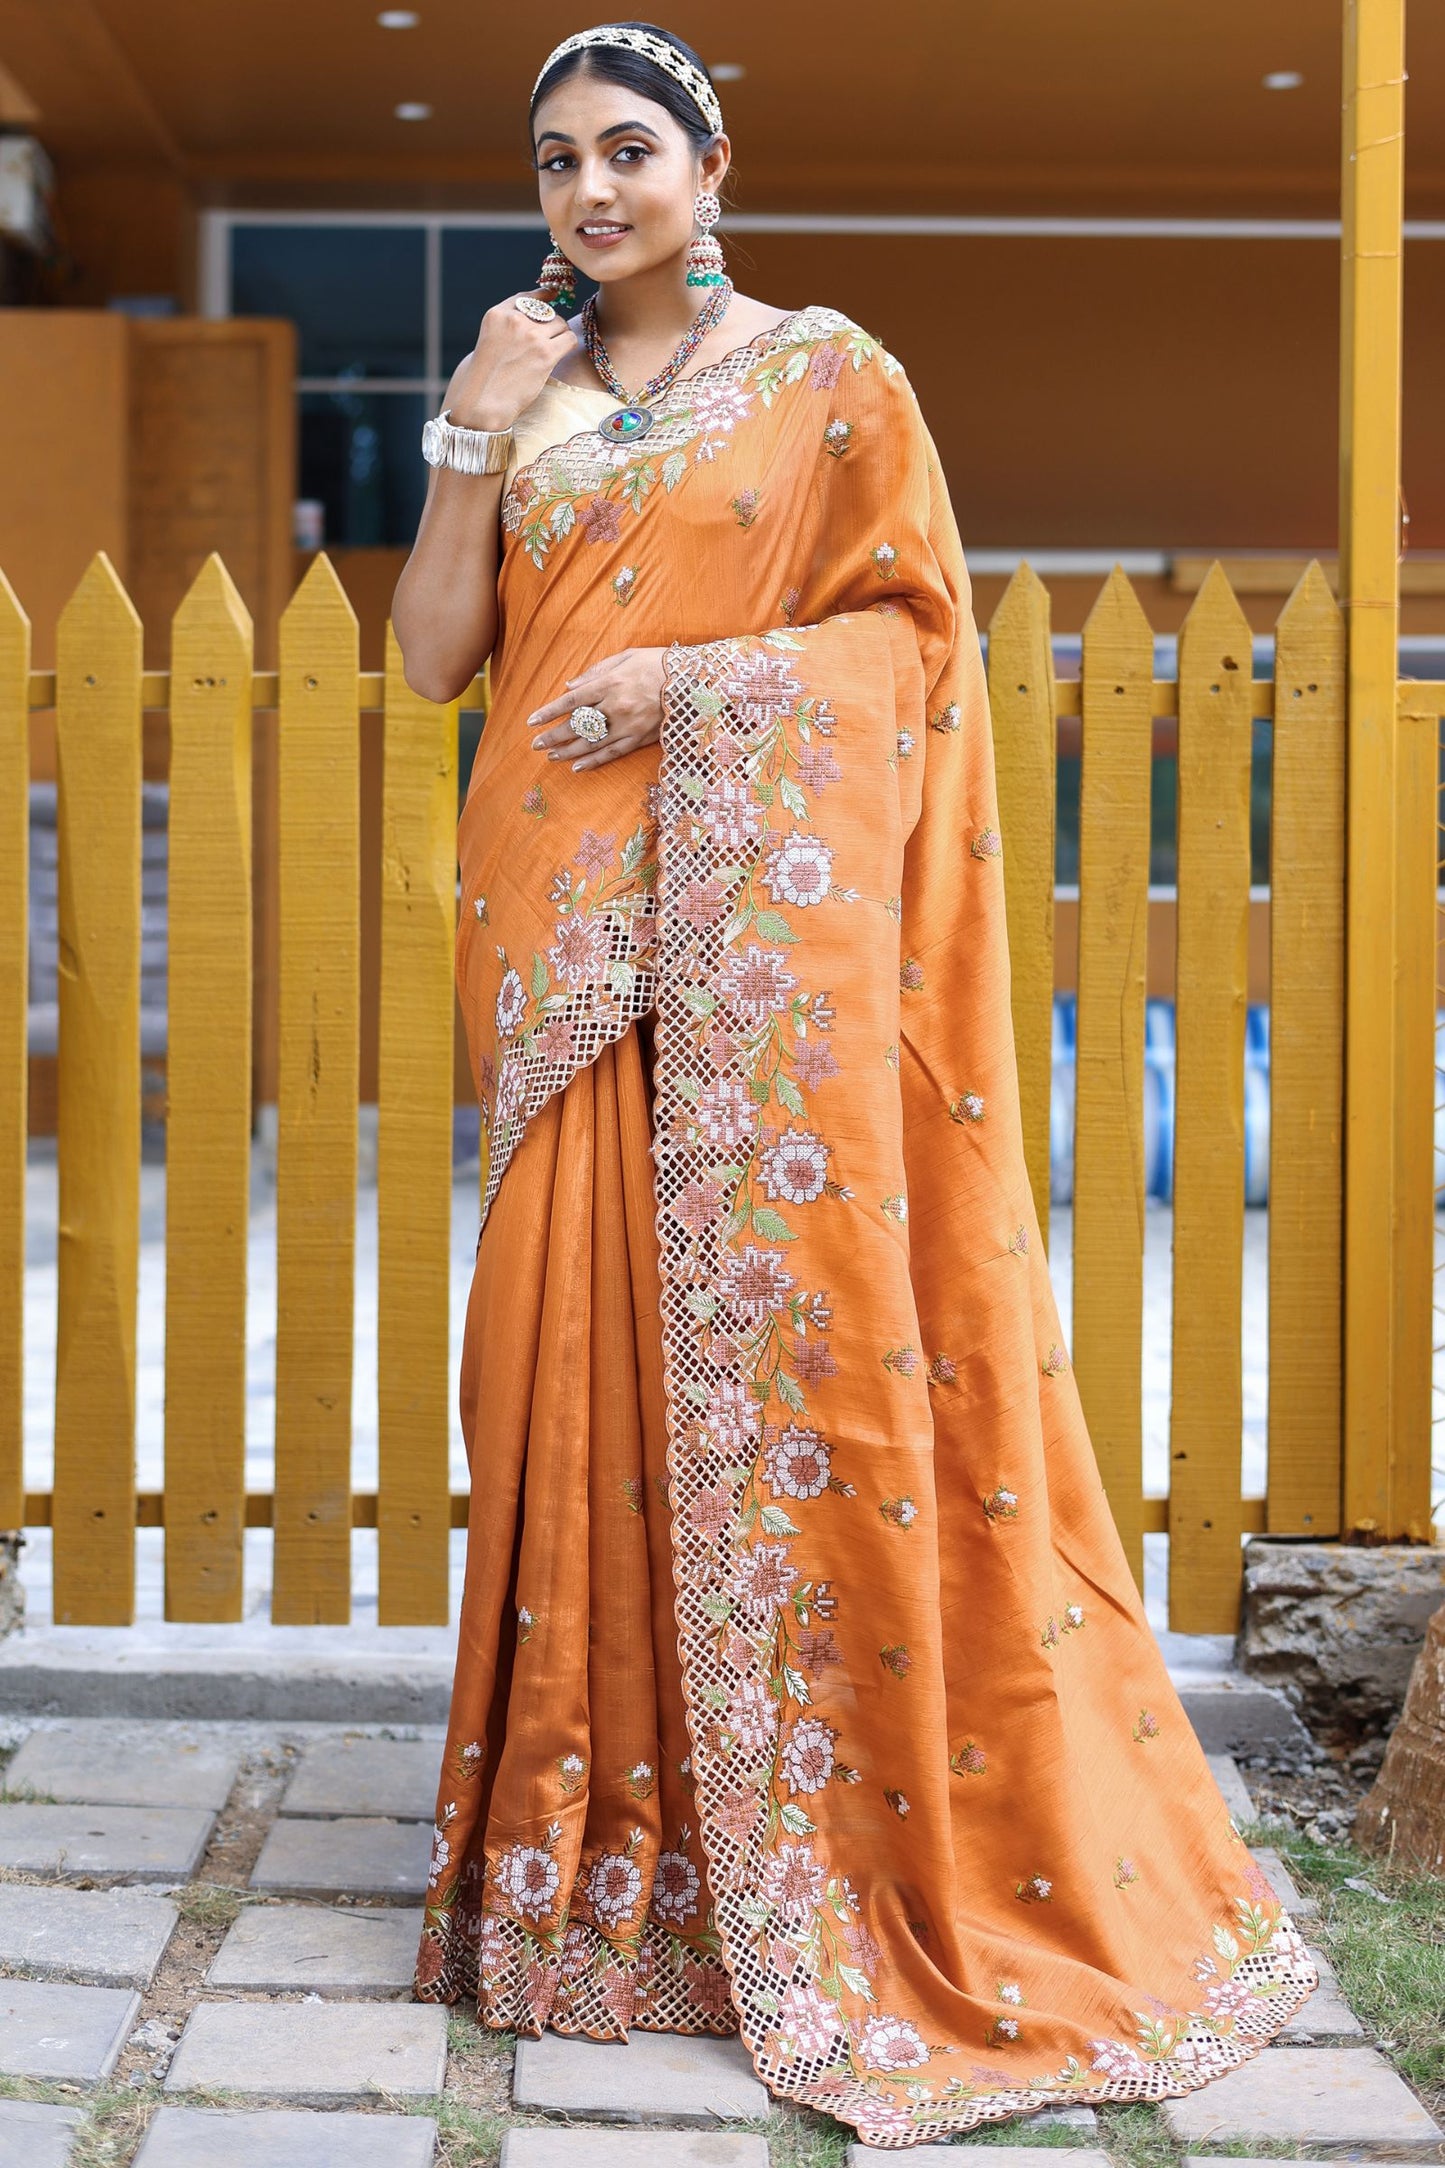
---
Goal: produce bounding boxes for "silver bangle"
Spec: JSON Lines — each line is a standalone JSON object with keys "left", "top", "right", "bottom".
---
{"left": 421, "top": 409, "right": 515, "bottom": 476}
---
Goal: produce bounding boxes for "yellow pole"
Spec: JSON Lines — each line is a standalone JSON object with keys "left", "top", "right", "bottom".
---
{"left": 1339, "top": 0, "right": 1409, "bottom": 1535}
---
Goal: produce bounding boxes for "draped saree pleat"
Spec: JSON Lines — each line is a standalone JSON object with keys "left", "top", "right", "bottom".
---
{"left": 414, "top": 302, "right": 1318, "bottom": 2149}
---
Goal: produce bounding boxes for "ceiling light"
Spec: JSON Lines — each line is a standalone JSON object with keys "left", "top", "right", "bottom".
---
{"left": 710, "top": 62, "right": 746, "bottom": 82}
{"left": 394, "top": 101, "right": 432, "bottom": 120}
{"left": 378, "top": 9, "right": 420, "bottom": 24}
{"left": 1263, "top": 70, "right": 1304, "bottom": 90}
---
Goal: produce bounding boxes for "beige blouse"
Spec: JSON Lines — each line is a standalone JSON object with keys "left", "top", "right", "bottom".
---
{"left": 504, "top": 377, "right": 616, "bottom": 495}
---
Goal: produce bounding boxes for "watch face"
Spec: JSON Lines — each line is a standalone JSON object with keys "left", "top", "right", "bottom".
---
{"left": 421, "top": 416, "right": 446, "bottom": 466}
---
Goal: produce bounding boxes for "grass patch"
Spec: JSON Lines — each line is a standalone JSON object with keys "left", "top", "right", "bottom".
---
{"left": 173, "top": 1881, "right": 248, "bottom": 1932}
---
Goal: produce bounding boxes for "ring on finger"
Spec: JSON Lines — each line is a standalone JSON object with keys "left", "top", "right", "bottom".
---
{"left": 514, "top": 294, "right": 556, "bottom": 322}
{"left": 569, "top": 703, "right": 610, "bottom": 744}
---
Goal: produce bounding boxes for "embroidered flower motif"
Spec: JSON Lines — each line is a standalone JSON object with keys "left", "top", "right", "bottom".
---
{"left": 882, "top": 1345, "right": 919, "bottom": 1377}
{"left": 516, "top": 1603, "right": 537, "bottom": 1643}
{"left": 689, "top": 381, "right": 753, "bottom": 438}
{"left": 1115, "top": 1856, "right": 1140, "bottom": 1889}
{"left": 557, "top": 1752, "right": 587, "bottom": 1795}
{"left": 896, "top": 728, "right": 915, "bottom": 760}
{"left": 779, "top": 1716, "right": 837, "bottom": 1794}
{"left": 793, "top": 1037, "right": 840, "bottom": 1090}
{"left": 764, "top": 1424, "right": 832, "bottom": 1500}
{"left": 930, "top": 701, "right": 962, "bottom": 733}
{"left": 971, "top": 824, "right": 1003, "bottom": 857}
{"left": 718, "top": 1245, "right": 796, "bottom": 1327}
{"left": 879, "top": 1495, "right": 918, "bottom": 1528}
{"left": 496, "top": 1840, "right": 562, "bottom": 1920}
{"left": 884, "top": 1788, "right": 911, "bottom": 1817}
{"left": 1133, "top": 1708, "right": 1161, "bottom": 1742}
{"left": 718, "top": 647, "right": 801, "bottom": 731}
{"left": 983, "top": 1485, "right": 1020, "bottom": 1521}
{"left": 428, "top": 1803, "right": 456, "bottom": 1887}
{"left": 871, "top": 542, "right": 899, "bottom": 579}
{"left": 760, "top": 1841, "right": 828, "bottom": 1924}
{"left": 950, "top": 1091, "right": 986, "bottom": 1124}
{"left": 879, "top": 1643, "right": 912, "bottom": 1679}
{"left": 1016, "top": 1872, "right": 1053, "bottom": 1903}
{"left": 457, "top": 1739, "right": 485, "bottom": 1775}
{"left": 620, "top": 1477, "right": 643, "bottom": 1516}
{"left": 880, "top": 1194, "right": 908, "bottom": 1222}
{"left": 950, "top": 1740, "right": 988, "bottom": 1777}
{"left": 1203, "top": 1974, "right": 1255, "bottom": 2021}
{"left": 730, "top": 488, "right": 761, "bottom": 527}
{"left": 586, "top": 1848, "right": 643, "bottom": 1928}
{"left": 579, "top": 494, "right": 622, "bottom": 543}
{"left": 729, "top": 1542, "right": 800, "bottom": 1619}
{"left": 778, "top": 584, "right": 801, "bottom": 621}
{"left": 858, "top": 2012, "right": 928, "bottom": 2071}
{"left": 928, "top": 1351, "right": 957, "bottom": 1385}
{"left": 984, "top": 2013, "right": 1020, "bottom": 2045}
{"left": 472, "top": 893, "right": 489, "bottom": 921}
{"left": 998, "top": 1981, "right": 1024, "bottom": 2005}
{"left": 494, "top": 967, "right": 526, "bottom": 1039}
{"left": 1041, "top": 1614, "right": 1061, "bottom": 1649}
{"left": 547, "top": 913, "right": 613, "bottom": 990}
{"left": 534, "top": 1015, "right": 575, "bottom": 1064}
{"left": 764, "top": 832, "right": 833, "bottom": 908}
{"left": 775, "top": 1980, "right": 844, "bottom": 2057}
{"left": 899, "top": 957, "right": 925, "bottom": 991}
{"left": 1042, "top": 1341, "right": 1071, "bottom": 1376}
{"left": 760, "top": 1126, "right": 830, "bottom": 1203}
{"left": 718, "top": 943, "right": 798, "bottom": 1023}
{"left": 626, "top": 1759, "right": 655, "bottom": 1800}
{"left": 809, "top": 344, "right": 846, "bottom": 389}
{"left": 650, "top": 1848, "right": 701, "bottom": 1924}
{"left": 694, "top": 1074, "right": 755, "bottom": 1150}
{"left": 522, "top": 784, "right": 547, "bottom": 818}
{"left": 823, "top": 417, "right": 853, "bottom": 456}
{"left": 1009, "top": 1224, "right": 1030, "bottom": 1256}
{"left": 728, "top": 1676, "right": 780, "bottom": 1751}
{"left": 612, "top": 565, "right": 637, "bottom": 604}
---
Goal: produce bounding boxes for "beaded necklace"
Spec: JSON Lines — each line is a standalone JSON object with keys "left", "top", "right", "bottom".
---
{"left": 582, "top": 279, "right": 734, "bottom": 445}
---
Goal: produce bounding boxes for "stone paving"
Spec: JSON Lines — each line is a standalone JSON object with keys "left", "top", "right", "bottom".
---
{"left": 0, "top": 1718, "right": 1440, "bottom": 2166}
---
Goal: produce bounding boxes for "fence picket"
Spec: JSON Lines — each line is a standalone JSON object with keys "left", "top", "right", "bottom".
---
{"left": 273, "top": 556, "right": 359, "bottom": 1624}
{"left": 377, "top": 624, "right": 458, "bottom": 1624}
{"left": 0, "top": 573, "right": 29, "bottom": 1533}
{"left": 164, "top": 558, "right": 255, "bottom": 1619}
{"left": 1392, "top": 683, "right": 1440, "bottom": 1540}
{"left": 987, "top": 566, "right": 1057, "bottom": 1242}
{"left": 1074, "top": 570, "right": 1155, "bottom": 1582}
{"left": 1169, "top": 562, "right": 1254, "bottom": 1632}
{"left": 1268, "top": 565, "right": 1345, "bottom": 1536}
{"left": 53, "top": 554, "right": 143, "bottom": 1624}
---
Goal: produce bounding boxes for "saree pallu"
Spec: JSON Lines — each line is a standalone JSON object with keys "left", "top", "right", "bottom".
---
{"left": 414, "top": 304, "right": 1317, "bottom": 2148}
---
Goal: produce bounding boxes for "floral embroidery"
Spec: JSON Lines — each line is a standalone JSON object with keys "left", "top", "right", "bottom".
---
{"left": 900, "top": 957, "right": 925, "bottom": 991}
{"left": 871, "top": 542, "right": 898, "bottom": 579}
{"left": 950, "top": 1741, "right": 988, "bottom": 1777}
{"left": 1016, "top": 1873, "right": 1054, "bottom": 1903}
{"left": 971, "top": 826, "right": 1002, "bottom": 858}
{"left": 453, "top": 1739, "right": 486, "bottom": 1782}
{"left": 516, "top": 1604, "right": 537, "bottom": 1643}
{"left": 760, "top": 1127, "right": 831, "bottom": 1203}
{"left": 983, "top": 1486, "right": 1019, "bottom": 1522}
{"left": 429, "top": 1801, "right": 457, "bottom": 1887}
{"left": 1133, "top": 1710, "right": 1161, "bottom": 1743}
{"left": 823, "top": 418, "right": 853, "bottom": 457}
{"left": 1115, "top": 1857, "right": 1140, "bottom": 1889}
{"left": 651, "top": 1840, "right": 702, "bottom": 1924}
{"left": 884, "top": 1789, "right": 911, "bottom": 1817}
{"left": 1008, "top": 1224, "right": 1029, "bottom": 1257}
{"left": 730, "top": 488, "right": 761, "bottom": 527}
{"left": 621, "top": 1476, "right": 643, "bottom": 1514}
{"left": 881, "top": 1346, "right": 919, "bottom": 1377}
{"left": 950, "top": 1092, "right": 985, "bottom": 1124}
{"left": 626, "top": 1760, "right": 656, "bottom": 1800}
{"left": 495, "top": 1822, "right": 564, "bottom": 1921}
{"left": 556, "top": 1752, "right": 587, "bottom": 1795}
{"left": 613, "top": 565, "right": 637, "bottom": 604}
{"left": 1042, "top": 1342, "right": 1070, "bottom": 1376}
{"left": 930, "top": 701, "right": 961, "bottom": 733}
{"left": 584, "top": 1829, "right": 646, "bottom": 1928}
{"left": 880, "top": 1195, "right": 908, "bottom": 1222}
{"left": 522, "top": 784, "right": 547, "bottom": 818}
{"left": 895, "top": 728, "right": 916, "bottom": 761}
{"left": 779, "top": 585, "right": 801, "bottom": 622}
{"left": 985, "top": 2012, "right": 1021, "bottom": 2046}
{"left": 472, "top": 893, "right": 489, "bottom": 921}
{"left": 928, "top": 1352, "right": 957, "bottom": 1384}
{"left": 879, "top": 1495, "right": 918, "bottom": 1528}
{"left": 879, "top": 1644, "right": 912, "bottom": 1679}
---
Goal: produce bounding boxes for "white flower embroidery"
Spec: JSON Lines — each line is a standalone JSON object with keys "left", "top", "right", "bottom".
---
{"left": 858, "top": 2012, "right": 928, "bottom": 2070}
{"left": 650, "top": 1848, "right": 701, "bottom": 1923}
{"left": 760, "top": 1127, "right": 831, "bottom": 1204}
{"left": 494, "top": 1055, "right": 525, "bottom": 1131}
{"left": 998, "top": 1981, "right": 1023, "bottom": 2005}
{"left": 728, "top": 1676, "right": 780, "bottom": 1750}
{"left": 717, "top": 943, "right": 798, "bottom": 1024}
{"left": 760, "top": 1841, "right": 828, "bottom": 1923}
{"left": 764, "top": 1423, "right": 832, "bottom": 1500}
{"left": 495, "top": 967, "right": 526, "bottom": 1038}
{"left": 586, "top": 1849, "right": 643, "bottom": 1928}
{"left": 495, "top": 1842, "right": 561, "bottom": 1921}
{"left": 764, "top": 832, "right": 833, "bottom": 909}
{"left": 779, "top": 1716, "right": 837, "bottom": 1794}
{"left": 776, "top": 1980, "right": 844, "bottom": 2056}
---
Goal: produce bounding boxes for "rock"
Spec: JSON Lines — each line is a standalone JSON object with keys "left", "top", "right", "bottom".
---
{"left": 512, "top": 2031, "right": 768, "bottom": 2125}
{"left": 1353, "top": 1597, "right": 1445, "bottom": 1873}
{"left": 1235, "top": 1540, "right": 1445, "bottom": 1745}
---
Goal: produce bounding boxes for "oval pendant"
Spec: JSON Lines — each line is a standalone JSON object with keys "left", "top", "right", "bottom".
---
{"left": 597, "top": 404, "right": 654, "bottom": 444}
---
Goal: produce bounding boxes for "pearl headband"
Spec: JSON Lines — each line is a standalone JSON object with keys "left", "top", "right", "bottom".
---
{"left": 532, "top": 24, "right": 724, "bottom": 136}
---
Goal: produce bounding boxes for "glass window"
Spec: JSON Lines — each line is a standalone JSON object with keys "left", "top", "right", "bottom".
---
{"left": 299, "top": 390, "right": 428, "bottom": 550}
{"left": 232, "top": 225, "right": 426, "bottom": 379}
{"left": 440, "top": 227, "right": 595, "bottom": 372}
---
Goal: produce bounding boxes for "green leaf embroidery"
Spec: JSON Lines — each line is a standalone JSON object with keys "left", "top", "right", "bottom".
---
{"left": 529, "top": 952, "right": 548, "bottom": 1000}
{"left": 752, "top": 1205, "right": 796, "bottom": 1242}
{"left": 661, "top": 450, "right": 688, "bottom": 491}
{"left": 753, "top": 910, "right": 798, "bottom": 945}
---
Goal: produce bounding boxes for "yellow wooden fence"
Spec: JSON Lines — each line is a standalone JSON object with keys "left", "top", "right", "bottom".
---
{"left": 2, "top": 547, "right": 1440, "bottom": 1631}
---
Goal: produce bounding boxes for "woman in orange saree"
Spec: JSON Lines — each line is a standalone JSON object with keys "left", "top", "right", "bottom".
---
{"left": 404, "top": 24, "right": 1317, "bottom": 2153}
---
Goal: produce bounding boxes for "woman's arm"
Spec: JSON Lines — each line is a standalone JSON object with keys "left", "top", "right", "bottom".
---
{"left": 392, "top": 295, "right": 576, "bottom": 703}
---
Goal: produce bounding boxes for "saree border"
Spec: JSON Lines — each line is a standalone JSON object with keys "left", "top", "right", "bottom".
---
{"left": 647, "top": 633, "right": 1321, "bottom": 2149}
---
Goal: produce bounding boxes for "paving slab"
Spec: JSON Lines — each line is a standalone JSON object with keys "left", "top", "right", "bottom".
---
{"left": 848, "top": 2151, "right": 1109, "bottom": 2167}
{"left": 4, "top": 1724, "right": 240, "bottom": 1811}
{"left": 513, "top": 2030, "right": 769, "bottom": 2125}
{"left": 208, "top": 1902, "right": 425, "bottom": 1994}
{"left": 1248, "top": 1844, "right": 1318, "bottom": 1917}
{"left": 282, "top": 1736, "right": 440, "bottom": 1820}
{"left": 1205, "top": 1752, "right": 1256, "bottom": 1824}
{"left": 502, "top": 2134, "right": 771, "bottom": 2167}
{"left": 1278, "top": 1941, "right": 1364, "bottom": 2041}
{"left": 249, "top": 1815, "right": 430, "bottom": 1897}
{"left": 133, "top": 2105, "right": 437, "bottom": 2166}
{"left": 164, "top": 1998, "right": 448, "bottom": 2105}
{"left": 1161, "top": 2046, "right": 1444, "bottom": 2150}
{"left": 0, "top": 1978, "right": 141, "bottom": 2083}
{"left": 0, "top": 1800, "right": 213, "bottom": 1881}
{"left": 0, "top": 2100, "right": 86, "bottom": 2168}
{"left": 0, "top": 1879, "right": 178, "bottom": 1987}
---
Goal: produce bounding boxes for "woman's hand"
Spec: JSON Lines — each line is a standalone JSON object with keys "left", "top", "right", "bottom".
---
{"left": 449, "top": 289, "right": 577, "bottom": 431}
{"left": 528, "top": 647, "right": 669, "bottom": 771}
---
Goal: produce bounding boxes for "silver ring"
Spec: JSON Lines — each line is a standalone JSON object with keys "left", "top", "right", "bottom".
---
{"left": 514, "top": 294, "right": 555, "bottom": 322}
{"left": 569, "top": 704, "right": 610, "bottom": 743}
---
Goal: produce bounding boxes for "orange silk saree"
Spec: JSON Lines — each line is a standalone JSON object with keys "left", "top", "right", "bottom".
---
{"left": 413, "top": 304, "right": 1317, "bottom": 2148}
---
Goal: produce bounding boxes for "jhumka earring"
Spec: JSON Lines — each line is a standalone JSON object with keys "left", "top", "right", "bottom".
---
{"left": 684, "top": 191, "right": 727, "bottom": 287}
{"left": 537, "top": 231, "right": 577, "bottom": 310}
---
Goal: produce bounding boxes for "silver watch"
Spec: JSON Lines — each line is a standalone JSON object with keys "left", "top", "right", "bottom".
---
{"left": 421, "top": 408, "right": 515, "bottom": 475}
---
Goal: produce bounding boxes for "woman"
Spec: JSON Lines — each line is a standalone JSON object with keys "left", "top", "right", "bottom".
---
{"left": 393, "top": 21, "right": 1317, "bottom": 2150}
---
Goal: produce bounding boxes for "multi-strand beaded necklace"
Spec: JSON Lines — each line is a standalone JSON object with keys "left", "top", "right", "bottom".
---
{"left": 582, "top": 278, "right": 735, "bottom": 445}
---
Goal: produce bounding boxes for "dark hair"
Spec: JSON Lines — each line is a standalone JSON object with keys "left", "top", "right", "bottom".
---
{"left": 529, "top": 22, "right": 723, "bottom": 165}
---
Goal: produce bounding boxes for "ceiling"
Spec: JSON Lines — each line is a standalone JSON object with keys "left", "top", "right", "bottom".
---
{"left": 0, "top": 0, "right": 1441, "bottom": 216}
